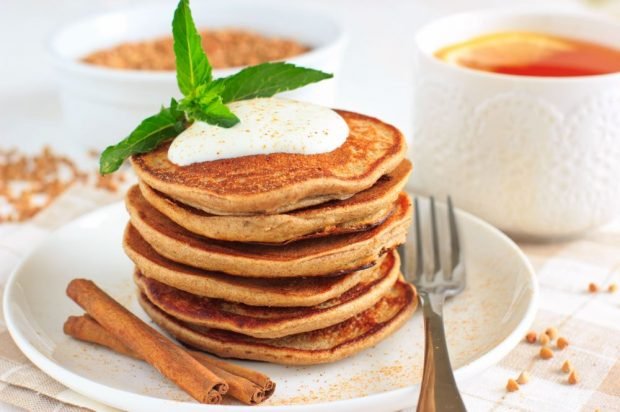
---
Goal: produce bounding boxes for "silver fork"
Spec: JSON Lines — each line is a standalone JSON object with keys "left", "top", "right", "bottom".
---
{"left": 400, "top": 197, "right": 467, "bottom": 412}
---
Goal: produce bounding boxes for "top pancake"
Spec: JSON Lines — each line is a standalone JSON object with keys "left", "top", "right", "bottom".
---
{"left": 131, "top": 110, "right": 407, "bottom": 215}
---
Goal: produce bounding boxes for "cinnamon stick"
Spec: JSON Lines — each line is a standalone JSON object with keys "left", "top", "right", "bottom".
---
{"left": 190, "top": 351, "right": 276, "bottom": 396}
{"left": 64, "top": 314, "right": 273, "bottom": 404}
{"left": 201, "top": 359, "right": 267, "bottom": 405}
{"left": 64, "top": 315, "right": 139, "bottom": 359}
{"left": 66, "top": 279, "right": 227, "bottom": 404}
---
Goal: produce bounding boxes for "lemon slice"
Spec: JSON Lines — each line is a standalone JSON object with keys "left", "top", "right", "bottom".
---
{"left": 435, "top": 32, "right": 573, "bottom": 71}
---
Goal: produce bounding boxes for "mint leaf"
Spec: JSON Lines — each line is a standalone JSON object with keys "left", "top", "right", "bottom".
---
{"left": 99, "top": 100, "right": 186, "bottom": 174}
{"left": 172, "top": 0, "right": 211, "bottom": 95}
{"left": 213, "top": 62, "right": 333, "bottom": 103}
{"left": 179, "top": 82, "right": 240, "bottom": 127}
{"left": 192, "top": 98, "right": 239, "bottom": 127}
{"left": 191, "top": 82, "right": 226, "bottom": 106}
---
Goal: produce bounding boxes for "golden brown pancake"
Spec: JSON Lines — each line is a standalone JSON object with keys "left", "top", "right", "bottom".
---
{"left": 131, "top": 110, "right": 407, "bottom": 215}
{"left": 138, "top": 160, "right": 412, "bottom": 244}
{"left": 134, "top": 250, "right": 400, "bottom": 339}
{"left": 123, "top": 224, "right": 383, "bottom": 307}
{"left": 139, "top": 278, "right": 417, "bottom": 365}
{"left": 126, "top": 187, "right": 412, "bottom": 277}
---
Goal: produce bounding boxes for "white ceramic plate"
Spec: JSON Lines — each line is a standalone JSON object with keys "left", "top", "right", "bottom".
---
{"left": 3, "top": 197, "right": 537, "bottom": 412}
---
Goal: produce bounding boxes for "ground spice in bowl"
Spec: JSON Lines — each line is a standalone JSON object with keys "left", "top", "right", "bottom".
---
{"left": 82, "top": 28, "right": 310, "bottom": 71}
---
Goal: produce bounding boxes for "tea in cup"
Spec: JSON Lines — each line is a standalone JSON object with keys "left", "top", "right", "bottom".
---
{"left": 410, "top": 10, "right": 620, "bottom": 239}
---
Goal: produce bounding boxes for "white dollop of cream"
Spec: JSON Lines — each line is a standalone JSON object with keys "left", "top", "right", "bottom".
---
{"left": 168, "top": 98, "right": 349, "bottom": 165}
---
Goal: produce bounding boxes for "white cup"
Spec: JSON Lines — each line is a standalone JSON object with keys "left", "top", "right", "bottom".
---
{"left": 409, "top": 9, "right": 620, "bottom": 239}
{"left": 50, "top": 1, "right": 345, "bottom": 150}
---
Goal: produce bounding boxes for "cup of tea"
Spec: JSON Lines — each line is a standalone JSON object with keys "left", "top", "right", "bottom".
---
{"left": 409, "top": 9, "right": 620, "bottom": 239}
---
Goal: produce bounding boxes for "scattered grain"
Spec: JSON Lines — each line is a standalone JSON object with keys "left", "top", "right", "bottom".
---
{"left": 0, "top": 146, "right": 127, "bottom": 223}
{"left": 525, "top": 331, "right": 537, "bottom": 344}
{"left": 588, "top": 283, "right": 598, "bottom": 293}
{"left": 540, "top": 347, "right": 554, "bottom": 360}
{"left": 609, "top": 283, "right": 618, "bottom": 293}
{"left": 545, "top": 327, "right": 558, "bottom": 340}
{"left": 539, "top": 333, "right": 550, "bottom": 346}
{"left": 95, "top": 171, "right": 128, "bottom": 192}
{"left": 568, "top": 370, "right": 579, "bottom": 385}
{"left": 562, "top": 360, "right": 573, "bottom": 373}
{"left": 557, "top": 337, "right": 569, "bottom": 350}
{"left": 517, "top": 371, "right": 530, "bottom": 385}
{"left": 506, "top": 378, "right": 519, "bottom": 392}
{"left": 0, "top": 146, "right": 79, "bottom": 222}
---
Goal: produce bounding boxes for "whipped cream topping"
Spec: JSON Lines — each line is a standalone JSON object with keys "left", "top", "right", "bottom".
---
{"left": 168, "top": 98, "right": 349, "bottom": 165}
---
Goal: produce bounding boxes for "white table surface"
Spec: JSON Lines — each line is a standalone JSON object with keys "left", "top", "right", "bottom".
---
{"left": 0, "top": 0, "right": 591, "bottom": 410}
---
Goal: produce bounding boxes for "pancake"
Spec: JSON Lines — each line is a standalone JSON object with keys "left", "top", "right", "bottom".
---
{"left": 124, "top": 224, "right": 382, "bottom": 307}
{"left": 138, "top": 159, "right": 412, "bottom": 244}
{"left": 139, "top": 278, "right": 417, "bottom": 365}
{"left": 134, "top": 250, "right": 400, "bottom": 339}
{"left": 126, "top": 187, "right": 412, "bottom": 277}
{"left": 131, "top": 110, "right": 407, "bottom": 215}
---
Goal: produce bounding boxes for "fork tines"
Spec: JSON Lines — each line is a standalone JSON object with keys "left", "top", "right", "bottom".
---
{"left": 410, "top": 196, "right": 464, "bottom": 291}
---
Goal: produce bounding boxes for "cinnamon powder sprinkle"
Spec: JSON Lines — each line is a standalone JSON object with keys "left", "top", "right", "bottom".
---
{"left": 0, "top": 146, "right": 127, "bottom": 223}
{"left": 82, "top": 29, "right": 310, "bottom": 71}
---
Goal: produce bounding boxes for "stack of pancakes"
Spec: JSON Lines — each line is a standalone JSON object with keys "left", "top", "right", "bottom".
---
{"left": 123, "top": 110, "right": 417, "bottom": 365}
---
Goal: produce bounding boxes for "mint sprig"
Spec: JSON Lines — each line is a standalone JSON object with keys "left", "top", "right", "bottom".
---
{"left": 173, "top": 0, "right": 212, "bottom": 95}
{"left": 99, "top": 0, "right": 332, "bottom": 174}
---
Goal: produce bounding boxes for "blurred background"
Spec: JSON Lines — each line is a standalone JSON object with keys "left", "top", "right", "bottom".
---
{"left": 2, "top": 0, "right": 617, "bottom": 152}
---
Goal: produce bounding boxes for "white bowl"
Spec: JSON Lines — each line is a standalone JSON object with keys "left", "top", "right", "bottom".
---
{"left": 409, "top": 9, "right": 620, "bottom": 240}
{"left": 50, "top": 1, "right": 346, "bottom": 149}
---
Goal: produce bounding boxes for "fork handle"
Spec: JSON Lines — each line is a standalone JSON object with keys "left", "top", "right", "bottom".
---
{"left": 417, "top": 293, "right": 467, "bottom": 412}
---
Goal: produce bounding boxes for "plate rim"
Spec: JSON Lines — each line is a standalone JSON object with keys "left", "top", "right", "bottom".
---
{"left": 3, "top": 199, "right": 538, "bottom": 412}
